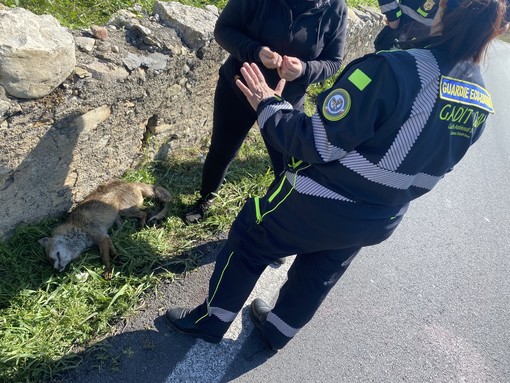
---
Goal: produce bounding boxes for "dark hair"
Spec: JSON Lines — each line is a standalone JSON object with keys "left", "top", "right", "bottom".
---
{"left": 434, "top": 0, "right": 507, "bottom": 63}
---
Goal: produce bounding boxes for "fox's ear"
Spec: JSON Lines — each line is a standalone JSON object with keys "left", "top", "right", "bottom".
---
{"left": 38, "top": 237, "right": 50, "bottom": 248}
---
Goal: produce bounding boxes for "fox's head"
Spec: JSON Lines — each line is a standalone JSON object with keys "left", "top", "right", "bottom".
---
{"left": 38, "top": 236, "right": 82, "bottom": 272}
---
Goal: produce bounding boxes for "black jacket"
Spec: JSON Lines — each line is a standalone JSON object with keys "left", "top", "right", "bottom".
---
{"left": 255, "top": 48, "right": 492, "bottom": 217}
{"left": 214, "top": 0, "right": 348, "bottom": 105}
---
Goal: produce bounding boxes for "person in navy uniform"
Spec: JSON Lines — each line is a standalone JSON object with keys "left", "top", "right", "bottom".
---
{"left": 165, "top": 0, "right": 509, "bottom": 353}
{"left": 374, "top": 0, "right": 439, "bottom": 50}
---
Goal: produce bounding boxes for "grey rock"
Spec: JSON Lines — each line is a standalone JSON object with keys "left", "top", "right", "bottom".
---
{"left": 70, "top": 105, "right": 112, "bottom": 133}
{"left": 0, "top": 7, "right": 76, "bottom": 99}
{"left": 154, "top": 1, "right": 217, "bottom": 50}
{"left": 0, "top": 100, "right": 10, "bottom": 119}
{"left": 75, "top": 37, "right": 96, "bottom": 52}
{"left": 91, "top": 25, "right": 109, "bottom": 41}
{"left": 83, "top": 60, "right": 129, "bottom": 81}
{"left": 122, "top": 52, "right": 169, "bottom": 71}
{"left": 109, "top": 9, "right": 141, "bottom": 29}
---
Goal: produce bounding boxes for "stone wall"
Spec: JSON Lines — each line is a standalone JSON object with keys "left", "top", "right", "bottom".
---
{"left": 0, "top": 2, "right": 384, "bottom": 239}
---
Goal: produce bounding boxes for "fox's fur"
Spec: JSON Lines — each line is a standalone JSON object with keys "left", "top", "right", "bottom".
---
{"left": 39, "top": 180, "right": 171, "bottom": 279}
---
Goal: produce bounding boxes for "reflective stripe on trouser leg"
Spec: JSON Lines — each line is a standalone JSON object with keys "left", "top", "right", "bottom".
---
{"left": 262, "top": 247, "right": 361, "bottom": 349}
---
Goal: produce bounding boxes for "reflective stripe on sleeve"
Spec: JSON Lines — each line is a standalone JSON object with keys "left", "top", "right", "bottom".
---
{"left": 399, "top": 4, "right": 434, "bottom": 25}
{"left": 285, "top": 171, "right": 353, "bottom": 201}
{"left": 378, "top": 49, "right": 440, "bottom": 171}
{"left": 379, "top": 1, "right": 400, "bottom": 12}
{"left": 312, "top": 113, "right": 347, "bottom": 162}
{"left": 339, "top": 152, "right": 442, "bottom": 190}
{"left": 258, "top": 100, "right": 294, "bottom": 129}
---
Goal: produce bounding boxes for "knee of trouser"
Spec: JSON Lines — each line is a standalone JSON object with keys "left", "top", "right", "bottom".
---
{"left": 206, "top": 145, "right": 237, "bottom": 167}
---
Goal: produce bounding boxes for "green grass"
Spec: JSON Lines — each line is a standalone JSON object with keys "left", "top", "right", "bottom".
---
{"left": 0, "top": 222, "right": 158, "bottom": 381}
{"left": 0, "top": 0, "right": 376, "bottom": 28}
{"left": 0, "top": 130, "right": 274, "bottom": 382}
{"left": 0, "top": 0, "right": 229, "bottom": 28}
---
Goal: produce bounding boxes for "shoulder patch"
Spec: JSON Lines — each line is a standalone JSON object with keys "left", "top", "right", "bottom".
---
{"left": 440, "top": 76, "right": 494, "bottom": 113}
{"left": 322, "top": 88, "right": 351, "bottom": 121}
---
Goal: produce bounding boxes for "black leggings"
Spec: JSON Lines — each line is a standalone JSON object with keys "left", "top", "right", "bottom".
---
{"left": 200, "top": 75, "right": 303, "bottom": 199}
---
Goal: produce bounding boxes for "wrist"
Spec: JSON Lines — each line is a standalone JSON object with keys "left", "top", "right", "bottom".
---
{"left": 256, "top": 95, "right": 283, "bottom": 114}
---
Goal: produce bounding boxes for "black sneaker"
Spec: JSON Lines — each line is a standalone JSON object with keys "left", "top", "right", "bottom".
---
{"left": 250, "top": 298, "right": 278, "bottom": 355}
{"left": 184, "top": 198, "right": 213, "bottom": 224}
{"left": 165, "top": 306, "right": 223, "bottom": 344}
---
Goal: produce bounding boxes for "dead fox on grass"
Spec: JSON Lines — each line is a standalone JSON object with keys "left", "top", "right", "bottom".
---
{"left": 39, "top": 180, "right": 171, "bottom": 279}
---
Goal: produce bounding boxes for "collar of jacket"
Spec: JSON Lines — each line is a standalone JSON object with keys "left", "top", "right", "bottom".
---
{"left": 283, "top": 0, "right": 332, "bottom": 13}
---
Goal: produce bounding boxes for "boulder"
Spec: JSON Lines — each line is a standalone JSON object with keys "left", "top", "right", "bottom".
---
{"left": 0, "top": 7, "right": 76, "bottom": 99}
{"left": 154, "top": 1, "right": 218, "bottom": 50}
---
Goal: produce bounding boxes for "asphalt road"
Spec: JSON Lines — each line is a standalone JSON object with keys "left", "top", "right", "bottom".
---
{"left": 58, "top": 40, "right": 510, "bottom": 383}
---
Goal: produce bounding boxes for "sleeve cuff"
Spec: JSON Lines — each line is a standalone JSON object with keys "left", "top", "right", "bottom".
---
{"left": 385, "top": 8, "right": 402, "bottom": 22}
{"left": 256, "top": 95, "right": 283, "bottom": 114}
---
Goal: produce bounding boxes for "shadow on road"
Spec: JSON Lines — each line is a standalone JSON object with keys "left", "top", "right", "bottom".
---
{"left": 53, "top": 307, "right": 274, "bottom": 383}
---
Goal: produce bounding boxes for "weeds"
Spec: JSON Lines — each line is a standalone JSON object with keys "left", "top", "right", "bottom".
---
{"left": 0, "top": 0, "right": 229, "bottom": 28}
{"left": 0, "top": 0, "right": 377, "bottom": 28}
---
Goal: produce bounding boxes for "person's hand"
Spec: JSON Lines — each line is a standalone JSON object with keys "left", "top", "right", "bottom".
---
{"left": 259, "top": 47, "right": 283, "bottom": 69}
{"left": 236, "top": 62, "right": 286, "bottom": 110}
{"left": 277, "top": 55, "right": 303, "bottom": 81}
{"left": 387, "top": 18, "right": 400, "bottom": 29}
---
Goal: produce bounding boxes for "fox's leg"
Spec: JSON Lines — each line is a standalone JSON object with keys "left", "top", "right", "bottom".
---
{"left": 107, "top": 237, "right": 118, "bottom": 259}
{"left": 114, "top": 215, "right": 123, "bottom": 228}
{"left": 93, "top": 233, "right": 115, "bottom": 280}
{"left": 120, "top": 207, "right": 148, "bottom": 228}
{"left": 148, "top": 206, "right": 168, "bottom": 222}
{"left": 148, "top": 186, "right": 170, "bottom": 222}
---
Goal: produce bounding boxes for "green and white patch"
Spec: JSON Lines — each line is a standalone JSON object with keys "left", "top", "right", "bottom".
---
{"left": 322, "top": 88, "right": 351, "bottom": 121}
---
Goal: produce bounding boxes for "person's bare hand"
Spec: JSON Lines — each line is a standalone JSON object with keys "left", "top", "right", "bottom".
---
{"left": 235, "top": 62, "right": 286, "bottom": 110}
{"left": 259, "top": 47, "right": 283, "bottom": 69}
{"left": 387, "top": 18, "right": 400, "bottom": 29}
{"left": 277, "top": 55, "right": 303, "bottom": 81}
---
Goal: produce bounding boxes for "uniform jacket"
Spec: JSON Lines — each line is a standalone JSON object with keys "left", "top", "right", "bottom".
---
{"left": 214, "top": 0, "right": 348, "bottom": 105}
{"left": 378, "top": 0, "right": 439, "bottom": 25}
{"left": 256, "top": 47, "right": 493, "bottom": 218}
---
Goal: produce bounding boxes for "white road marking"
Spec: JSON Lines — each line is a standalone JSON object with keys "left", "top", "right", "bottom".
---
{"left": 164, "top": 257, "right": 294, "bottom": 383}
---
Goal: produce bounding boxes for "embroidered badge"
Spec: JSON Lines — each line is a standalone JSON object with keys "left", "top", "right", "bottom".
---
{"left": 440, "top": 76, "right": 494, "bottom": 113}
{"left": 322, "top": 88, "right": 351, "bottom": 121}
{"left": 423, "top": 0, "right": 435, "bottom": 11}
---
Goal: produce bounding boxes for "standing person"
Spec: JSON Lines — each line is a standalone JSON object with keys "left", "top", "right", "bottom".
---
{"left": 166, "top": 0, "right": 509, "bottom": 353}
{"left": 184, "top": 0, "right": 348, "bottom": 224}
{"left": 374, "top": 0, "right": 439, "bottom": 50}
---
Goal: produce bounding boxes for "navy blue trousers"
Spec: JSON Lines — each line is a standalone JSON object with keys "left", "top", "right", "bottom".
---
{"left": 196, "top": 175, "right": 404, "bottom": 349}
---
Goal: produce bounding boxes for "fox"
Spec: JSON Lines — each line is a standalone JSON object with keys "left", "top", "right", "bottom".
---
{"left": 39, "top": 180, "right": 171, "bottom": 279}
